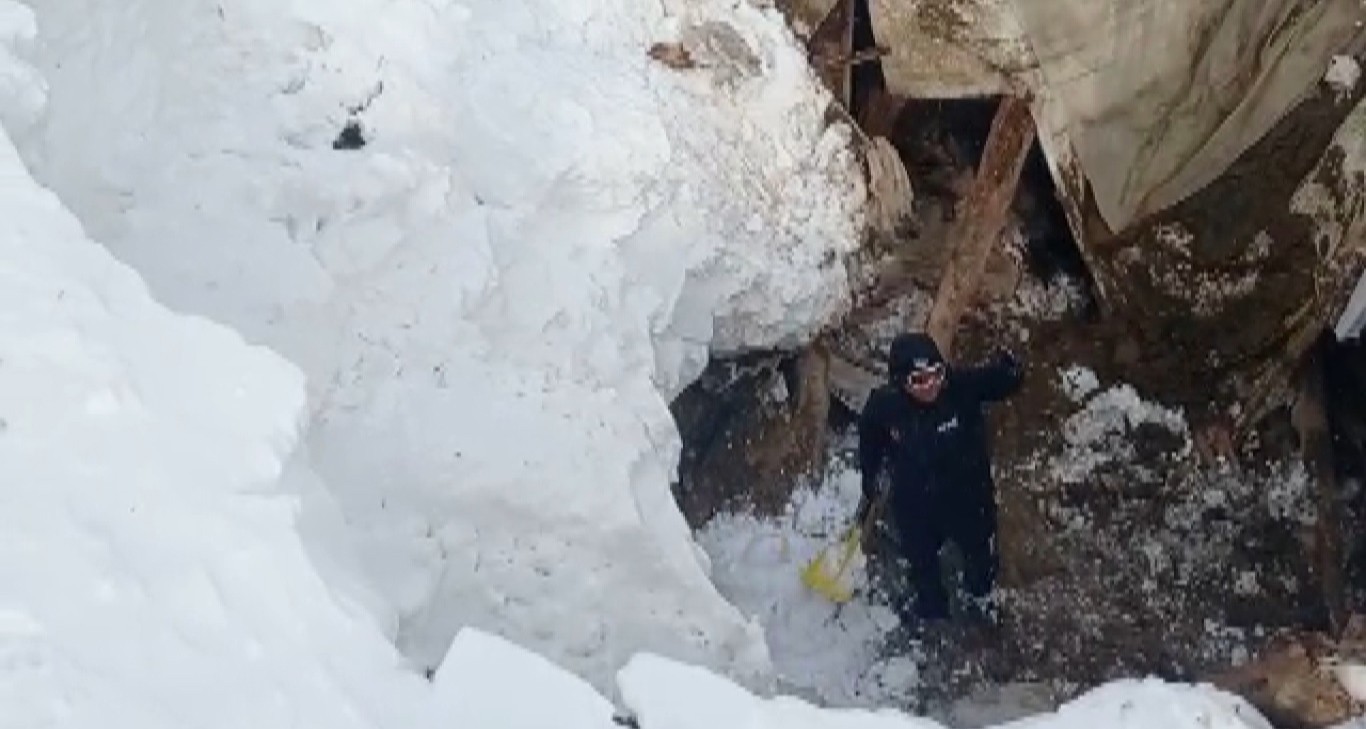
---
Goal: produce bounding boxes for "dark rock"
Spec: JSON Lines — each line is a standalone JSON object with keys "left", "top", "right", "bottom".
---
{"left": 333, "top": 119, "right": 366, "bottom": 150}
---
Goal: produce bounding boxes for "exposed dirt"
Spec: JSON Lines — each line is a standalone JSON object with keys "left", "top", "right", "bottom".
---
{"left": 671, "top": 343, "right": 832, "bottom": 525}
{"left": 1086, "top": 77, "right": 1366, "bottom": 425}
{"left": 680, "top": 261, "right": 1348, "bottom": 722}
{"left": 675, "top": 38, "right": 1366, "bottom": 722}
{"left": 852, "top": 289, "right": 1333, "bottom": 719}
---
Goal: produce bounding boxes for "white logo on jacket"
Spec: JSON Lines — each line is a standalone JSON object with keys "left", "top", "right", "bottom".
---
{"left": 937, "top": 416, "right": 959, "bottom": 434}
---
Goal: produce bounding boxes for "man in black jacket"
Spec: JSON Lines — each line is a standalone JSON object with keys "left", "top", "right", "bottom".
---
{"left": 857, "top": 331, "right": 1024, "bottom": 624}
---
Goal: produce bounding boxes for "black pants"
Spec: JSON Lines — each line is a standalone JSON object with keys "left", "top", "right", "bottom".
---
{"left": 892, "top": 485, "right": 998, "bottom": 620}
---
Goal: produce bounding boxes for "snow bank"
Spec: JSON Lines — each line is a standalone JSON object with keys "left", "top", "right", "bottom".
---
{"left": 617, "top": 636, "right": 1270, "bottom": 729}
{"left": 17, "top": 0, "right": 862, "bottom": 693}
{"left": 0, "top": 5, "right": 434, "bottom": 724}
{"left": 429, "top": 626, "right": 1275, "bottom": 729}
{"left": 995, "top": 679, "right": 1273, "bottom": 729}
{"left": 620, "top": 650, "right": 944, "bottom": 729}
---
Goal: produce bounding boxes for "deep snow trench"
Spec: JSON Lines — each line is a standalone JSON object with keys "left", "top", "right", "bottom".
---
{"left": 13, "top": 0, "right": 866, "bottom": 693}
{"left": 0, "top": 0, "right": 1337, "bottom": 726}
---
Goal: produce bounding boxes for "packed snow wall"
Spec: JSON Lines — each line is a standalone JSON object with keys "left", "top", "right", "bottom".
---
{"left": 0, "top": 6, "right": 445, "bottom": 724}
{"left": 12, "top": 0, "right": 866, "bottom": 692}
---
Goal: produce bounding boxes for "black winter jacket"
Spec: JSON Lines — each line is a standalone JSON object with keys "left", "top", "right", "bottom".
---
{"left": 858, "top": 333, "right": 1023, "bottom": 509}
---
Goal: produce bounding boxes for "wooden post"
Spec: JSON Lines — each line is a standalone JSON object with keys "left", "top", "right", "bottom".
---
{"left": 806, "top": 0, "right": 855, "bottom": 109}
{"left": 924, "top": 95, "right": 1035, "bottom": 356}
{"left": 1293, "top": 336, "right": 1348, "bottom": 634}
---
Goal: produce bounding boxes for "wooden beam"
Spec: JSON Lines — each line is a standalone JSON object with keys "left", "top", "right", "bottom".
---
{"left": 925, "top": 95, "right": 1035, "bottom": 356}
{"left": 1293, "top": 336, "right": 1349, "bottom": 634}
{"left": 845, "top": 95, "right": 1035, "bottom": 338}
{"left": 838, "top": 95, "right": 1034, "bottom": 410}
{"left": 806, "top": 0, "right": 855, "bottom": 109}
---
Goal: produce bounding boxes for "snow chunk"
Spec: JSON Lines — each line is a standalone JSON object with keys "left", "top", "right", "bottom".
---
{"left": 1008, "top": 275, "right": 1086, "bottom": 322}
{"left": 1266, "top": 461, "right": 1316, "bottom": 526}
{"left": 1326, "top": 55, "right": 1362, "bottom": 102}
{"left": 1058, "top": 365, "right": 1099, "bottom": 403}
{"left": 1234, "top": 570, "right": 1261, "bottom": 597}
{"left": 620, "top": 652, "right": 945, "bottom": 729}
{"left": 1052, "top": 384, "right": 1188, "bottom": 484}
{"left": 1002, "top": 679, "right": 1272, "bottom": 729}
{"left": 619, "top": 655, "right": 1270, "bottom": 729}
{"left": 431, "top": 629, "right": 616, "bottom": 729}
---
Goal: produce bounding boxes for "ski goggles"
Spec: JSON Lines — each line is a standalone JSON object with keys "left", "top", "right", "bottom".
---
{"left": 907, "top": 364, "right": 945, "bottom": 387}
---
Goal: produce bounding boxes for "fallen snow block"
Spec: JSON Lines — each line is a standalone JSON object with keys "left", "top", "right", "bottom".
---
{"left": 617, "top": 653, "right": 946, "bottom": 729}
{"left": 431, "top": 629, "right": 617, "bottom": 729}
{"left": 620, "top": 653, "right": 1274, "bottom": 729}
{"left": 999, "top": 679, "right": 1272, "bottom": 729}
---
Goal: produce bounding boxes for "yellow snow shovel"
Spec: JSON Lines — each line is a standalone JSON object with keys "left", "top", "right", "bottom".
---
{"left": 800, "top": 490, "right": 886, "bottom": 603}
{"left": 800, "top": 524, "right": 862, "bottom": 603}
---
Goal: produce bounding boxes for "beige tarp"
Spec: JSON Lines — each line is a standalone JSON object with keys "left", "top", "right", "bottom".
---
{"left": 872, "top": 0, "right": 1366, "bottom": 233}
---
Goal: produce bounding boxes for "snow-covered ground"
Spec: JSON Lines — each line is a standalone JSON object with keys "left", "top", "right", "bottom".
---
{"left": 690, "top": 359, "right": 1329, "bottom": 724}
{"left": 696, "top": 438, "right": 1051, "bottom": 722}
{"left": 696, "top": 449, "right": 916, "bottom": 707}
{"left": 441, "top": 626, "right": 1281, "bottom": 729}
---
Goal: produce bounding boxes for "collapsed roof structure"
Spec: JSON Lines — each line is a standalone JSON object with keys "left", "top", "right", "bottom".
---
{"left": 784, "top": 0, "right": 1366, "bottom": 426}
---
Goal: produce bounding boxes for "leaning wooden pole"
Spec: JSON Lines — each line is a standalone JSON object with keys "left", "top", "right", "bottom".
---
{"left": 924, "top": 95, "right": 1036, "bottom": 357}
{"left": 853, "top": 96, "right": 1035, "bottom": 555}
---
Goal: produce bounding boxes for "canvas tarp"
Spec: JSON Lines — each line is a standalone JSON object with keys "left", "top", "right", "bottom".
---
{"left": 871, "top": 0, "right": 1366, "bottom": 233}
